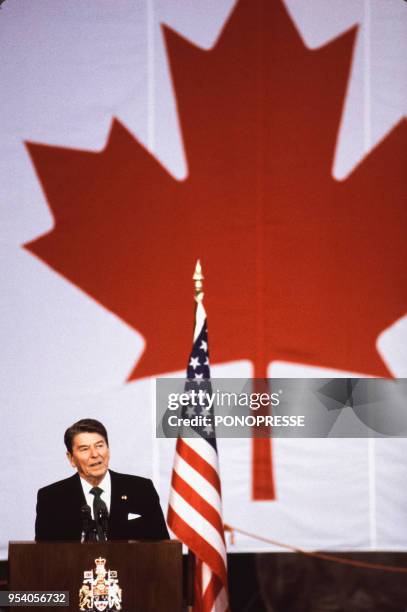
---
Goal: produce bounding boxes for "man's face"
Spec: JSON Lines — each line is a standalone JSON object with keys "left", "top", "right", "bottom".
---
{"left": 67, "top": 432, "right": 110, "bottom": 485}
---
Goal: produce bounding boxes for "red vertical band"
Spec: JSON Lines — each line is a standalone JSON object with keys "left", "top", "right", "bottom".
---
{"left": 251, "top": 377, "right": 276, "bottom": 500}
{"left": 252, "top": 437, "right": 275, "bottom": 500}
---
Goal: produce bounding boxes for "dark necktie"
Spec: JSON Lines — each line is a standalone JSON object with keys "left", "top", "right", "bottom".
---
{"left": 90, "top": 486, "right": 108, "bottom": 541}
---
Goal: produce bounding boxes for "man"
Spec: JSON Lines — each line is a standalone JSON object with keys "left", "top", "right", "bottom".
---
{"left": 35, "top": 418, "right": 169, "bottom": 541}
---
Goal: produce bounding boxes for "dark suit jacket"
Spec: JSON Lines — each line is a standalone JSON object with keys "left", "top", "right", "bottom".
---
{"left": 35, "top": 470, "right": 169, "bottom": 541}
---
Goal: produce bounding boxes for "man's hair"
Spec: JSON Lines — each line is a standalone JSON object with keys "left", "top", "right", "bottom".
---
{"left": 64, "top": 419, "right": 109, "bottom": 454}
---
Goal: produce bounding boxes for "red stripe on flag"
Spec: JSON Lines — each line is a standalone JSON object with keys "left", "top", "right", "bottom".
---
{"left": 177, "top": 438, "right": 222, "bottom": 493}
{"left": 168, "top": 505, "right": 228, "bottom": 585}
{"left": 202, "top": 573, "right": 225, "bottom": 611}
{"left": 171, "top": 471, "right": 225, "bottom": 540}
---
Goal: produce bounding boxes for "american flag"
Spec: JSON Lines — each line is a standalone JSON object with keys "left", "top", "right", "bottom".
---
{"left": 167, "top": 293, "right": 229, "bottom": 612}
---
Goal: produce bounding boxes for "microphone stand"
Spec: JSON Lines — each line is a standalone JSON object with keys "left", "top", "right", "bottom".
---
{"left": 97, "top": 507, "right": 109, "bottom": 542}
{"left": 80, "top": 504, "right": 97, "bottom": 542}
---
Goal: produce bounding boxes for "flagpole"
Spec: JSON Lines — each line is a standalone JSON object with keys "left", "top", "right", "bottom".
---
{"left": 186, "top": 259, "right": 203, "bottom": 612}
{"left": 168, "top": 259, "right": 229, "bottom": 612}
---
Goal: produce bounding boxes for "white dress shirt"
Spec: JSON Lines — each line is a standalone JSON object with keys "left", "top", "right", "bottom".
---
{"left": 80, "top": 471, "right": 111, "bottom": 519}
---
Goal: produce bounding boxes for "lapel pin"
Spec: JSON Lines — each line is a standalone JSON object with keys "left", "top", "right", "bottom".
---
{"left": 121, "top": 495, "right": 128, "bottom": 500}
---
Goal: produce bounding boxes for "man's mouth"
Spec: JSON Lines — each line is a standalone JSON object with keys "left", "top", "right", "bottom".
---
{"left": 90, "top": 461, "right": 103, "bottom": 468}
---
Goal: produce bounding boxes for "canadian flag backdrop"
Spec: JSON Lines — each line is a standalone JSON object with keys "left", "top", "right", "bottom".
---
{"left": 0, "top": 0, "right": 406, "bottom": 559}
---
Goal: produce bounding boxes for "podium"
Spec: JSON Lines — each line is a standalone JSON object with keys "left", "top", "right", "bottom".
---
{"left": 9, "top": 540, "right": 182, "bottom": 611}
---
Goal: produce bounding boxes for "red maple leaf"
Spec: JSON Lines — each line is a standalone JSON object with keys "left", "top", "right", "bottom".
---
{"left": 25, "top": 1, "right": 406, "bottom": 383}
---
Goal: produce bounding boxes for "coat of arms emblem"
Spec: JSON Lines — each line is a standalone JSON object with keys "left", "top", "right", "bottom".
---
{"left": 79, "top": 557, "right": 122, "bottom": 611}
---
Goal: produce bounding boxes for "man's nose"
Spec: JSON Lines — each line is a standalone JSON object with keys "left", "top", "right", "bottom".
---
{"left": 90, "top": 446, "right": 99, "bottom": 458}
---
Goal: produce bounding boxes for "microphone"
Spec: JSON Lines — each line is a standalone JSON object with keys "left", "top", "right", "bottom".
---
{"left": 80, "top": 504, "right": 96, "bottom": 542}
{"left": 97, "top": 506, "right": 109, "bottom": 541}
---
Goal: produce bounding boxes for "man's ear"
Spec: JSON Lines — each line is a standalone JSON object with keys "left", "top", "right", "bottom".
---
{"left": 66, "top": 451, "right": 76, "bottom": 468}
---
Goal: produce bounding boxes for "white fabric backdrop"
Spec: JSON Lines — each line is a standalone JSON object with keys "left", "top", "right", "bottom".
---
{"left": 0, "top": 0, "right": 406, "bottom": 560}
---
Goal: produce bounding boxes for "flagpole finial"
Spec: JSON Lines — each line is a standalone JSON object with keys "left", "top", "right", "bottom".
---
{"left": 193, "top": 259, "right": 204, "bottom": 302}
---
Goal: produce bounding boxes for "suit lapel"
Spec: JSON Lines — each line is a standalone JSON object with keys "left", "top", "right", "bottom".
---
{"left": 72, "top": 472, "right": 87, "bottom": 507}
{"left": 109, "top": 470, "right": 119, "bottom": 519}
{"left": 62, "top": 473, "right": 87, "bottom": 539}
{"left": 108, "top": 470, "right": 125, "bottom": 538}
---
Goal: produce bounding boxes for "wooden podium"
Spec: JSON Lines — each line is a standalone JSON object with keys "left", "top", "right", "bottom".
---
{"left": 9, "top": 540, "right": 182, "bottom": 611}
